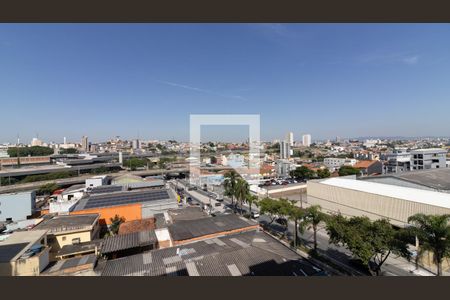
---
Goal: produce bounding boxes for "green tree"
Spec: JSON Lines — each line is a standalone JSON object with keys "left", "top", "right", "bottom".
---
{"left": 316, "top": 168, "right": 331, "bottom": 178}
{"left": 259, "top": 197, "right": 291, "bottom": 231}
{"left": 288, "top": 203, "right": 306, "bottom": 248}
{"left": 326, "top": 215, "right": 410, "bottom": 275}
{"left": 258, "top": 197, "right": 282, "bottom": 226}
{"left": 338, "top": 165, "right": 360, "bottom": 176}
{"left": 37, "top": 183, "right": 60, "bottom": 195}
{"left": 210, "top": 156, "right": 217, "bottom": 164}
{"left": 234, "top": 177, "right": 250, "bottom": 214}
{"left": 123, "top": 157, "right": 147, "bottom": 171}
{"left": 109, "top": 215, "right": 126, "bottom": 235}
{"left": 245, "top": 193, "right": 259, "bottom": 218}
{"left": 59, "top": 148, "right": 79, "bottom": 154}
{"left": 224, "top": 170, "right": 239, "bottom": 208}
{"left": 303, "top": 205, "right": 327, "bottom": 251}
{"left": 7, "top": 146, "right": 54, "bottom": 157}
{"left": 290, "top": 166, "right": 315, "bottom": 180}
{"left": 407, "top": 214, "right": 450, "bottom": 276}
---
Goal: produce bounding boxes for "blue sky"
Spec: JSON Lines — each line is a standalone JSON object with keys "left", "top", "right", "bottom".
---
{"left": 1, "top": 24, "right": 450, "bottom": 143}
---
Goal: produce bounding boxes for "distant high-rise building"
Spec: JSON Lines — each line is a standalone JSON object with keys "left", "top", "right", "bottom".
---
{"left": 63, "top": 137, "right": 67, "bottom": 145}
{"left": 286, "top": 132, "right": 294, "bottom": 147}
{"left": 280, "top": 141, "right": 290, "bottom": 159}
{"left": 31, "top": 138, "right": 43, "bottom": 147}
{"left": 302, "top": 134, "right": 311, "bottom": 147}
{"left": 132, "top": 139, "right": 141, "bottom": 150}
{"left": 81, "top": 136, "right": 89, "bottom": 152}
{"left": 118, "top": 152, "right": 123, "bottom": 165}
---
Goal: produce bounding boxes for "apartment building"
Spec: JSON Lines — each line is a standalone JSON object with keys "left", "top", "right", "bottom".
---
{"left": 410, "top": 148, "right": 447, "bottom": 170}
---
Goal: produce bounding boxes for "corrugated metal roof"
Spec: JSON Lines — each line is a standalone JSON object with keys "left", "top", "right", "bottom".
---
{"left": 100, "top": 230, "right": 321, "bottom": 276}
{"left": 44, "top": 254, "right": 97, "bottom": 274}
{"left": 101, "top": 230, "right": 157, "bottom": 254}
{"left": 168, "top": 214, "right": 255, "bottom": 241}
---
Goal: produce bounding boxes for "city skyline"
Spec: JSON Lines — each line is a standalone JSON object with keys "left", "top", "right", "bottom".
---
{"left": 2, "top": 24, "right": 450, "bottom": 142}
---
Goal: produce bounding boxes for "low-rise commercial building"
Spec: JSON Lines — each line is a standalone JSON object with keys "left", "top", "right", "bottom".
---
{"left": 323, "top": 157, "right": 357, "bottom": 172}
{"left": 0, "top": 230, "right": 50, "bottom": 276}
{"left": 86, "top": 175, "right": 109, "bottom": 188}
{"left": 70, "top": 188, "right": 178, "bottom": 225}
{"left": 410, "top": 148, "right": 447, "bottom": 170}
{"left": 307, "top": 177, "right": 450, "bottom": 227}
{"left": 0, "top": 191, "right": 36, "bottom": 222}
{"left": 383, "top": 148, "right": 411, "bottom": 174}
{"left": 32, "top": 214, "right": 100, "bottom": 260}
{"left": 353, "top": 160, "right": 383, "bottom": 176}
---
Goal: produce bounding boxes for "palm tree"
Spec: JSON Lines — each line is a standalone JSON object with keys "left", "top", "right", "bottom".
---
{"left": 288, "top": 204, "right": 306, "bottom": 249}
{"left": 223, "top": 170, "right": 239, "bottom": 207}
{"left": 109, "top": 214, "right": 126, "bottom": 235}
{"left": 245, "top": 193, "right": 259, "bottom": 218}
{"left": 234, "top": 178, "right": 250, "bottom": 215}
{"left": 303, "top": 205, "right": 327, "bottom": 252}
{"left": 407, "top": 214, "right": 450, "bottom": 276}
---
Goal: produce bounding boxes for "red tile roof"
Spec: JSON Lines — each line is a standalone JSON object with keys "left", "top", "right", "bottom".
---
{"left": 353, "top": 160, "right": 377, "bottom": 169}
{"left": 118, "top": 218, "right": 156, "bottom": 235}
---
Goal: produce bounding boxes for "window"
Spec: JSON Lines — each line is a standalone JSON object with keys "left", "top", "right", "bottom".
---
{"left": 62, "top": 236, "right": 66, "bottom": 241}
{"left": 72, "top": 238, "right": 81, "bottom": 244}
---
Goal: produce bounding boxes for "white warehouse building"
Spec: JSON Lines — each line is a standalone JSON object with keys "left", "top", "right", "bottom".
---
{"left": 307, "top": 177, "right": 450, "bottom": 227}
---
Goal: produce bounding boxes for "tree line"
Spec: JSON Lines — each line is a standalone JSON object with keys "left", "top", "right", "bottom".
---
{"left": 7, "top": 146, "right": 54, "bottom": 157}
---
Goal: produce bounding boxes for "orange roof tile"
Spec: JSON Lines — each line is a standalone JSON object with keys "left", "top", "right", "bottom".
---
{"left": 353, "top": 160, "right": 377, "bottom": 169}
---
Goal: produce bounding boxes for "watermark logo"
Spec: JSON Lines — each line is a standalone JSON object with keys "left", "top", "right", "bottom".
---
{"left": 189, "top": 114, "right": 261, "bottom": 186}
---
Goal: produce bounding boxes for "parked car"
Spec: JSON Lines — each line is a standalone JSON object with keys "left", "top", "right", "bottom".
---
{"left": 275, "top": 217, "right": 288, "bottom": 226}
{"left": 250, "top": 211, "right": 260, "bottom": 219}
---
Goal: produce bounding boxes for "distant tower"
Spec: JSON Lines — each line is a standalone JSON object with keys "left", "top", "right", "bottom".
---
{"left": 118, "top": 152, "right": 123, "bottom": 165}
{"left": 81, "top": 136, "right": 89, "bottom": 152}
{"left": 132, "top": 139, "right": 140, "bottom": 150}
{"left": 63, "top": 137, "right": 67, "bottom": 145}
{"left": 302, "top": 134, "right": 312, "bottom": 147}
{"left": 280, "top": 141, "right": 290, "bottom": 159}
{"left": 286, "top": 132, "right": 294, "bottom": 147}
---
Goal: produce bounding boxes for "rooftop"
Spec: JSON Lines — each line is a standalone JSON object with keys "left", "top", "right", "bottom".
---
{"left": 89, "top": 185, "right": 123, "bottom": 194}
{"left": 410, "top": 148, "right": 448, "bottom": 154}
{"left": 42, "top": 254, "right": 97, "bottom": 276}
{"left": 118, "top": 218, "right": 156, "bottom": 235}
{"left": 32, "top": 214, "right": 99, "bottom": 234}
{"left": 56, "top": 240, "right": 102, "bottom": 258}
{"left": 101, "top": 230, "right": 322, "bottom": 276}
{"left": 319, "top": 177, "right": 450, "bottom": 209}
{"left": 168, "top": 214, "right": 257, "bottom": 242}
{"left": 101, "top": 230, "right": 158, "bottom": 254}
{"left": 363, "top": 168, "right": 450, "bottom": 191}
{"left": 61, "top": 184, "right": 86, "bottom": 195}
{"left": 353, "top": 160, "right": 378, "bottom": 169}
{"left": 167, "top": 207, "right": 208, "bottom": 223}
{"left": 72, "top": 189, "right": 174, "bottom": 211}
{"left": 0, "top": 230, "right": 48, "bottom": 262}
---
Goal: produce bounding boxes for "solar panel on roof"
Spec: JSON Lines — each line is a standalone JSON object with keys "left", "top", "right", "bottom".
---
{"left": 82, "top": 190, "right": 171, "bottom": 209}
